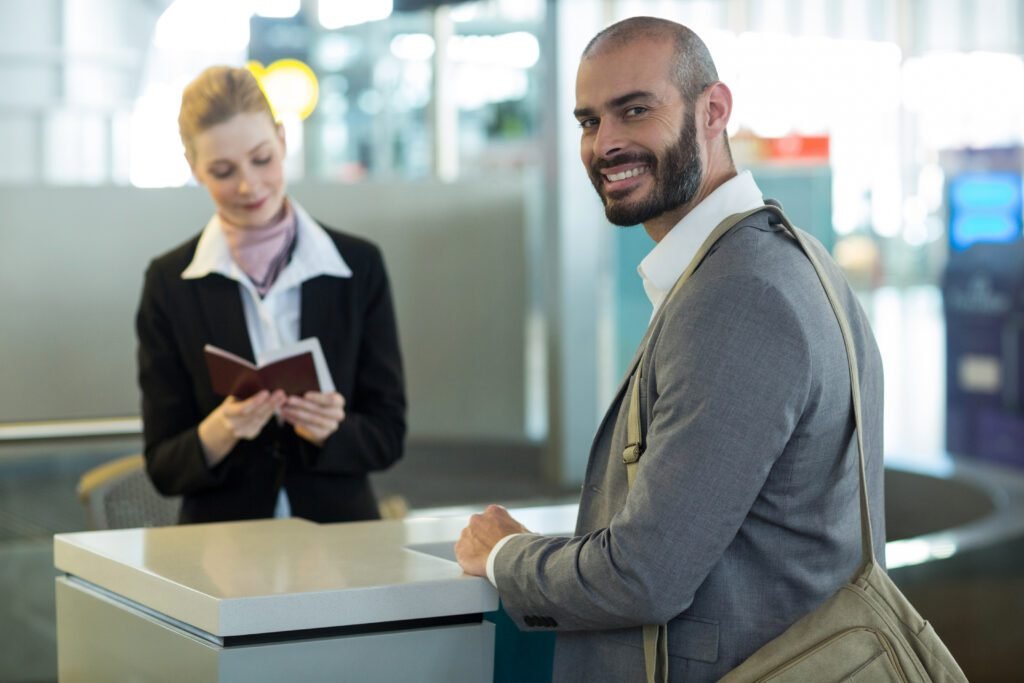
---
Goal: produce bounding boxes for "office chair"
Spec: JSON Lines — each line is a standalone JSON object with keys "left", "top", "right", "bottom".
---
{"left": 77, "top": 454, "right": 180, "bottom": 530}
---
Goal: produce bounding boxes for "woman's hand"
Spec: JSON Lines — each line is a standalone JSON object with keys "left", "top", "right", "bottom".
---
{"left": 198, "top": 390, "right": 287, "bottom": 466}
{"left": 280, "top": 391, "right": 346, "bottom": 447}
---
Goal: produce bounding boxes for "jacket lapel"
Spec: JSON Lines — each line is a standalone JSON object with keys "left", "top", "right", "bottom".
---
{"left": 595, "top": 209, "right": 773, "bottom": 434}
{"left": 195, "top": 275, "right": 255, "bottom": 363}
{"left": 586, "top": 209, "right": 774, "bottom": 471}
{"left": 300, "top": 276, "right": 344, "bottom": 376}
{"left": 588, "top": 331, "right": 649, "bottom": 457}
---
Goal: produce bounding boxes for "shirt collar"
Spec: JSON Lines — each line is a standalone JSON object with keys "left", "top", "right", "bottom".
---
{"left": 638, "top": 170, "right": 764, "bottom": 313}
{"left": 181, "top": 200, "right": 352, "bottom": 288}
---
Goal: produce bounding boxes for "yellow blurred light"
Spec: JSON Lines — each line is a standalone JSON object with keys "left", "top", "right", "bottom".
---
{"left": 248, "top": 59, "right": 320, "bottom": 121}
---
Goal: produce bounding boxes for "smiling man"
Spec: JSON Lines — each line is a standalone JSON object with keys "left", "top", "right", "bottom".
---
{"left": 576, "top": 29, "right": 711, "bottom": 239}
{"left": 455, "top": 17, "right": 885, "bottom": 682}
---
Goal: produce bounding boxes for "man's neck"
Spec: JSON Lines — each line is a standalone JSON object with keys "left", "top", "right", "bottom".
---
{"left": 643, "top": 162, "right": 737, "bottom": 243}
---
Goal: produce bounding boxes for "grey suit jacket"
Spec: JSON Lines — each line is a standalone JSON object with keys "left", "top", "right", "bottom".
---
{"left": 493, "top": 208, "right": 885, "bottom": 681}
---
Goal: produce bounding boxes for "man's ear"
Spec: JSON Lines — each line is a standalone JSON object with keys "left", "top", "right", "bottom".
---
{"left": 701, "top": 81, "right": 732, "bottom": 141}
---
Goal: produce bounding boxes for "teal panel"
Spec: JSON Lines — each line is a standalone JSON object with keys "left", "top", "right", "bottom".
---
{"left": 487, "top": 602, "right": 555, "bottom": 682}
{"left": 610, "top": 168, "right": 832, "bottom": 380}
{"left": 614, "top": 226, "right": 655, "bottom": 378}
{"left": 749, "top": 165, "right": 834, "bottom": 252}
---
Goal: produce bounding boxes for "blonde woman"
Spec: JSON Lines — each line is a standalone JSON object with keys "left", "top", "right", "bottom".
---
{"left": 136, "top": 66, "right": 405, "bottom": 524}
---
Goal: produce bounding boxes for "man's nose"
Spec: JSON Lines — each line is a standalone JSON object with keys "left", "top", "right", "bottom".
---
{"left": 593, "top": 119, "right": 625, "bottom": 159}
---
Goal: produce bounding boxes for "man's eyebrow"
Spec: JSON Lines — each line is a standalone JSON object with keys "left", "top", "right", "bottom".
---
{"left": 609, "top": 90, "right": 657, "bottom": 108}
{"left": 574, "top": 90, "right": 658, "bottom": 118}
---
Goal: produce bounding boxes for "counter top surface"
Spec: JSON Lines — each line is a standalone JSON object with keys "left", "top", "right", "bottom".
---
{"left": 53, "top": 504, "right": 577, "bottom": 638}
{"left": 54, "top": 458, "right": 1024, "bottom": 638}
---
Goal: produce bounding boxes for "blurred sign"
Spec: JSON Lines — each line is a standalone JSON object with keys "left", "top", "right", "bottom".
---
{"left": 940, "top": 146, "right": 1024, "bottom": 252}
{"left": 948, "top": 171, "right": 1023, "bottom": 251}
{"left": 765, "top": 134, "right": 829, "bottom": 163}
{"left": 732, "top": 132, "right": 829, "bottom": 166}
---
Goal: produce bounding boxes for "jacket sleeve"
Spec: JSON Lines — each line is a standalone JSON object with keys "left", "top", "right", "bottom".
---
{"left": 298, "top": 246, "right": 407, "bottom": 474}
{"left": 492, "top": 274, "right": 813, "bottom": 630}
{"left": 136, "top": 261, "right": 226, "bottom": 495}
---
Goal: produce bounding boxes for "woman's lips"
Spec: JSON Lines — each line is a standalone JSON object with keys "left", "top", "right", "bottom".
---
{"left": 242, "top": 197, "right": 267, "bottom": 211}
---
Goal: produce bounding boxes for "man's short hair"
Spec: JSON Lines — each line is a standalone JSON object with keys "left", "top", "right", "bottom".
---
{"left": 582, "top": 16, "right": 719, "bottom": 104}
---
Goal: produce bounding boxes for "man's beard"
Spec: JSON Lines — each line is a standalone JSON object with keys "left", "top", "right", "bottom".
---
{"left": 588, "top": 111, "right": 703, "bottom": 227}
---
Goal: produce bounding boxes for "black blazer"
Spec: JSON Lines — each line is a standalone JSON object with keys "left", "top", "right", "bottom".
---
{"left": 135, "top": 222, "right": 406, "bottom": 524}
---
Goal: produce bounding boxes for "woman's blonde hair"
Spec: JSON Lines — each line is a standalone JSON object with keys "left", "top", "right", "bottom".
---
{"left": 178, "top": 65, "right": 274, "bottom": 163}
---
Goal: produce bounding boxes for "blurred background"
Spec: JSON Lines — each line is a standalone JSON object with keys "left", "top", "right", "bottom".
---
{"left": 1, "top": 0, "right": 1023, "bottom": 681}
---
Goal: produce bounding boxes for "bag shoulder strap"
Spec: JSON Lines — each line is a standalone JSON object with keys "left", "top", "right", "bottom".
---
{"left": 622, "top": 205, "right": 767, "bottom": 475}
{"left": 624, "top": 204, "right": 875, "bottom": 683}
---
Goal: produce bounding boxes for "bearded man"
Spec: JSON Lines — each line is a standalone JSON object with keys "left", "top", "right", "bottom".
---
{"left": 456, "top": 16, "right": 885, "bottom": 682}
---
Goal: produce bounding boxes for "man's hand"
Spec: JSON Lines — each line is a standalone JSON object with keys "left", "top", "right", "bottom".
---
{"left": 280, "top": 391, "right": 346, "bottom": 446}
{"left": 455, "top": 504, "right": 530, "bottom": 577}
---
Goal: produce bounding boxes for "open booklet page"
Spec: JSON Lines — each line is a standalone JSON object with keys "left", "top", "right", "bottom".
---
{"left": 204, "top": 337, "right": 334, "bottom": 399}
{"left": 256, "top": 337, "right": 336, "bottom": 393}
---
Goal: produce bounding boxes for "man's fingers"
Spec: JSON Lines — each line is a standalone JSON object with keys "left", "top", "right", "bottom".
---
{"left": 485, "top": 504, "right": 511, "bottom": 520}
{"left": 454, "top": 525, "right": 488, "bottom": 577}
{"left": 470, "top": 505, "right": 529, "bottom": 538}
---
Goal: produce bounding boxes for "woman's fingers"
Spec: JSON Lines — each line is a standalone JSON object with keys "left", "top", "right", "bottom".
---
{"left": 280, "top": 392, "right": 346, "bottom": 445}
{"left": 220, "top": 391, "right": 286, "bottom": 438}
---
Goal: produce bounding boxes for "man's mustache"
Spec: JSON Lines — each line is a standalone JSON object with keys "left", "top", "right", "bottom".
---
{"left": 591, "top": 152, "right": 657, "bottom": 175}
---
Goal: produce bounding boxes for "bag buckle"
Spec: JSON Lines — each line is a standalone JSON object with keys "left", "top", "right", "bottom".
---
{"left": 622, "top": 443, "right": 643, "bottom": 465}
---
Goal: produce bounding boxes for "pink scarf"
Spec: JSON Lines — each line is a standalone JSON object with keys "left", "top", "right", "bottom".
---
{"left": 220, "top": 201, "right": 297, "bottom": 297}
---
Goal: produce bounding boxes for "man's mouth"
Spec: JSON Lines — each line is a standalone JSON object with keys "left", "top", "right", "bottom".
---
{"left": 604, "top": 166, "right": 648, "bottom": 182}
{"left": 599, "top": 164, "right": 650, "bottom": 196}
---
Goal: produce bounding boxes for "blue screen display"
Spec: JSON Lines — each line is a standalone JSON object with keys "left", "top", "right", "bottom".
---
{"left": 949, "top": 171, "right": 1023, "bottom": 250}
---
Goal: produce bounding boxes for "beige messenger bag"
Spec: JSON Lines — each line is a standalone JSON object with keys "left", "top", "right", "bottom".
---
{"left": 621, "top": 204, "right": 967, "bottom": 683}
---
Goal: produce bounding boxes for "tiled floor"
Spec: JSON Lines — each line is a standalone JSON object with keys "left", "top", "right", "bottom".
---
{"left": 0, "top": 446, "right": 128, "bottom": 683}
{"left": 1, "top": 285, "right": 1022, "bottom": 682}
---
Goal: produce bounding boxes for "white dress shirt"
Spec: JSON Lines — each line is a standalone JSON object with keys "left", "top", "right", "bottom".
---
{"left": 638, "top": 170, "right": 765, "bottom": 317}
{"left": 484, "top": 171, "right": 765, "bottom": 586}
{"left": 181, "top": 200, "right": 352, "bottom": 516}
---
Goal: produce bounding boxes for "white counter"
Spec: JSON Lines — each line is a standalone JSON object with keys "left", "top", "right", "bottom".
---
{"left": 53, "top": 504, "right": 578, "bottom": 682}
{"left": 56, "top": 516, "right": 488, "bottom": 637}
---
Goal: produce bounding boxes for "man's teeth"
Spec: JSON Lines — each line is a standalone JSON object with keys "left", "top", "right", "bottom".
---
{"left": 606, "top": 167, "right": 646, "bottom": 182}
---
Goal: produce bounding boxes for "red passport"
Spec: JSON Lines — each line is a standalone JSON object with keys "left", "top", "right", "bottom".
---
{"left": 203, "top": 339, "right": 327, "bottom": 400}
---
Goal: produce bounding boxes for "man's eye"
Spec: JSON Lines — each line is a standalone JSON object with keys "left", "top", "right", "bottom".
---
{"left": 578, "top": 118, "right": 598, "bottom": 130}
{"left": 625, "top": 106, "right": 647, "bottom": 117}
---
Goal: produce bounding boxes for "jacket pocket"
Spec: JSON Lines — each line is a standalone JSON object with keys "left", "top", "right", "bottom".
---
{"left": 668, "top": 614, "right": 720, "bottom": 664}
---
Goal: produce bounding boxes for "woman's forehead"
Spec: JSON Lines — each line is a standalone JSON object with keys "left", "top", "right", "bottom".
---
{"left": 192, "top": 112, "right": 278, "bottom": 162}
